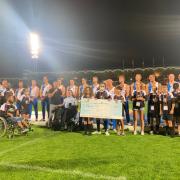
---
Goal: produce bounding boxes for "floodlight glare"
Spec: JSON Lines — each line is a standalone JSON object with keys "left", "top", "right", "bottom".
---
{"left": 30, "top": 32, "right": 40, "bottom": 59}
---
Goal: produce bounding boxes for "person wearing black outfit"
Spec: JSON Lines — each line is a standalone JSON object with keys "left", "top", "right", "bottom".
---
{"left": 48, "top": 81, "right": 64, "bottom": 127}
{"left": 160, "top": 84, "right": 175, "bottom": 137}
{"left": 172, "top": 82, "right": 180, "bottom": 136}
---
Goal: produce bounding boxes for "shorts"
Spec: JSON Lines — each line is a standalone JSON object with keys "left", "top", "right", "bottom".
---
{"left": 133, "top": 107, "right": 144, "bottom": 111}
{"left": 8, "top": 117, "right": 22, "bottom": 123}
{"left": 163, "top": 114, "right": 173, "bottom": 121}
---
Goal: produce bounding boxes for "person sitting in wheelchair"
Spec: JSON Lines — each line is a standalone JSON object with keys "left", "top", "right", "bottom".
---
{"left": 0, "top": 94, "right": 29, "bottom": 133}
{"left": 63, "top": 89, "right": 78, "bottom": 131}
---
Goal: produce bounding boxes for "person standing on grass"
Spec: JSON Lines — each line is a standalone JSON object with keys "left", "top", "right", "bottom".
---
{"left": 105, "top": 79, "right": 116, "bottom": 132}
{"left": 147, "top": 81, "right": 161, "bottom": 135}
{"left": 82, "top": 86, "right": 94, "bottom": 135}
{"left": 91, "top": 76, "right": 99, "bottom": 95}
{"left": 79, "top": 78, "right": 89, "bottom": 99}
{"left": 92, "top": 82, "right": 111, "bottom": 136}
{"left": 167, "top": 73, "right": 176, "bottom": 93}
{"left": 48, "top": 81, "right": 64, "bottom": 128}
{"left": 66, "top": 79, "right": 78, "bottom": 98}
{"left": 29, "top": 80, "right": 40, "bottom": 121}
{"left": 146, "top": 74, "right": 161, "bottom": 130}
{"left": 78, "top": 78, "right": 89, "bottom": 130}
{"left": 160, "top": 83, "right": 175, "bottom": 137}
{"left": 40, "top": 76, "right": 51, "bottom": 121}
{"left": 114, "top": 88, "right": 125, "bottom": 136}
{"left": 131, "top": 82, "right": 146, "bottom": 135}
{"left": 172, "top": 82, "right": 180, "bottom": 136}
{"left": 116, "top": 74, "right": 131, "bottom": 125}
{"left": 15, "top": 80, "right": 25, "bottom": 111}
{"left": 57, "top": 78, "right": 66, "bottom": 97}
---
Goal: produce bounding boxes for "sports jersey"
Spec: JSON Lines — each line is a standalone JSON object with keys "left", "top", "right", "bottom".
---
{"left": 0, "top": 102, "right": 17, "bottom": 117}
{"left": 15, "top": 88, "right": 25, "bottom": 101}
{"left": 21, "top": 95, "right": 31, "bottom": 114}
{"left": 41, "top": 84, "right": 51, "bottom": 97}
{"left": 173, "top": 90, "right": 180, "bottom": 117}
{"left": 30, "top": 86, "right": 39, "bottom": 98}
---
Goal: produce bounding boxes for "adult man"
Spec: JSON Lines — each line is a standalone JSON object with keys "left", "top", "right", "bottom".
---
{"left": 15, "top": 80, "right": 25, "bottom": 111}
{"left": 48, "top": 81, "right": 64, "bottom": 127}
{"left": 40, "top": 76, "right": 51, "bottom": 121}
{"left": 116, "top": 74, "right": 131, "bottom": 125}
{"left": 92, "top": 76, "right": 99, "bottom": 95}
{"left": 66, "top": 79, "right": 78, "bottom": 98}
{"left": 29, "top": 80, "right": 40, "bottom": 121}
{"left": 167, "top": 73, "right": 176, "bottom": 93}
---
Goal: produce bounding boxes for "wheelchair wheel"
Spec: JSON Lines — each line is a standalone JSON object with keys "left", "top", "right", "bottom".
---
{"left": 0, "top": 117, "right": 7, "bottom": 137}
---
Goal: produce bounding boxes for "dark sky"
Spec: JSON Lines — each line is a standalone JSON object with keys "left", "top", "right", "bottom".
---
{"left": 0, "top": 0, "right": 180, "bottom": 76}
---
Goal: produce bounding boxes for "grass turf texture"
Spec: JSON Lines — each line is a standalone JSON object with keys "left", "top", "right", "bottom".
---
{"left": 0, "top": 126, "right": 179, "bottom": 180}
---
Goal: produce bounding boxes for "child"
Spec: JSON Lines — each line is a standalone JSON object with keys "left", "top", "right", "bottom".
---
{"left": 172, "top": 82, "right": 180, "bottom": 136}
{"left": 160, "top": 83, "right": 175, "bottom": 136}
{"left": 114, "top": 88, "right": 125, "bottom": 136}
{"left": 148, "top": 83, "right": 160, "bottom": 135}
{"left": 92, "top": 83, "right": 111, "bottom": 136}
{"left": 82, "top": 86, "right": 94, "bottom": 135}
{"left": 0, "top": 94, "right": 28, "bottom": 133}
{"left": 132, "top": 82, "right": 146, "bottom": 135}
{"left": 21, "top": 89, "right": 32, "bottom": 121}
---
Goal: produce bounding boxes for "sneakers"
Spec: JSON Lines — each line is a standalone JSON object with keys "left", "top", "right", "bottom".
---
{"left": 92, "top": 131, "right": 101, "bottom": 135}
{"left": 105, "top": 131, "right": 110, "bottom": 136}
{"left": 113, "top": 129, "right": 117, "bottom": 133}
{"left": 150, "top": 131, "right": 154, "bottom": 135}
{"left": 133, "top": 131, "right": 137, "bottom": 135}
{"left": 127, "top": 123, "right": 132, "bottom": 126}
{"left": 141, "top": 131, "right": 144, "bottom": 136}
{"left": 121, "top": 132, "right": 125, "bottom": 136}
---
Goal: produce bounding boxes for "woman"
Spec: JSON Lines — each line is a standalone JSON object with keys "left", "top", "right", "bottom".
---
{"left": 81, "top": 86, "right": 94, "bottom": 135}
{"left": 132, "top": 82, "right": 146, "bottom": 135}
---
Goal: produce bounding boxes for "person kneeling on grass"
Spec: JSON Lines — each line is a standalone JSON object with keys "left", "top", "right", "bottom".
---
{"left": 132, "top": 82, "right": 146, "bottom": 135}
{"left": 0, "top": 94, "right": 28, "bottom": 133}
{"left": 160, "top": 83, "right": 175, "bottom": 137}
{"left": 114, "top": 87, "right": 125, "bottom": 136}
{"left": 82, "top": 86, "right": 94, "bottom": 135}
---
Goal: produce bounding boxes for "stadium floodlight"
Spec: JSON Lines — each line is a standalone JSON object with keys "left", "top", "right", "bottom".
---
{"left": 30, "top": 32, "right": 40, "bottom": 59}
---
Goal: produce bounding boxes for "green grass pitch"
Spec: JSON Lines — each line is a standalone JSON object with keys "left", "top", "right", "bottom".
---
{"left": 0, "top": 126, "right": 179, "bottom": 180}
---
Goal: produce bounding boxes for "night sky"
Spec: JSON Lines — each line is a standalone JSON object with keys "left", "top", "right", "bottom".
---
{"left": 0, "top": 0, "right": 180, "bottom": 77}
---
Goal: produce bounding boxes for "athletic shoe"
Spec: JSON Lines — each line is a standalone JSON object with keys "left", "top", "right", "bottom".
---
{"left": 105, "top": 131, "right": 110, "bottom": 136}
{"left": 121, "top": 132, "right": 125, "bottom": 136}
{"left": 117, "top": 132, "right": 121, "bottom": 136}
{"left": 150, "top": 131, "right": 154, "bottom": 135}
{"left": 127, "top": 123, "right": 132, "bottom": 126}
{"left": 22, "top": 129, "right": 29, "bottom": 133}
{"left": 113, "top": 129, "right": 117, "bottom": 133}
{"left": 141, "top": 131, "right": 144, "bottom": 136}
{"left": 133, "top": 131, "right": 137, "bottom": 135}
{"left": 92, "top": 131, "right": 101, "bottom": 135}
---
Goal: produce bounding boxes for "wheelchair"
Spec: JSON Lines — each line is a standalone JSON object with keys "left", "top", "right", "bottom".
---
{"left": 0, "top": 116, "right": 32, "bottom": 139}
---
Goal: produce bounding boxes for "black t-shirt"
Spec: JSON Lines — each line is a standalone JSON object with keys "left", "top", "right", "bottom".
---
{"left": 160, "top": 94, "right": 173, "bottom": 114}
{"left": 173, "top": 91, "right": 180, "bottom": 116}
{"left": 49, "top": 88, "right": 64, "bottom": 105}
{"left": 95, "top": 90, "right": 110, "bottom": 99}
{"left": 21, "top": 96, "right": 31, "bottom": 113}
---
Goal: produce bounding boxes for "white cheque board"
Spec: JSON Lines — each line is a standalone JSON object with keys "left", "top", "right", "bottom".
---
{"left": 80, "top": 98, "right": 123, "bottom": 119}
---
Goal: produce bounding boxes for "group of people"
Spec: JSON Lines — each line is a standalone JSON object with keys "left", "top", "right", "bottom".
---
{"left": 0, "top": 72, "right": 179, "bottom": 137}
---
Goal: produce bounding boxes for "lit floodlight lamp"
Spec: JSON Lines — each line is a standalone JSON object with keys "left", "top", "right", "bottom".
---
{"left": 30, "top": 32, "right": 40, "bottom": 59}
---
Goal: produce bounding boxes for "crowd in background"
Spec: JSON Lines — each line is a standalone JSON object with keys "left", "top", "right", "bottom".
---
{"left": 0, "top": 72, "right": 179, "bottom": 137}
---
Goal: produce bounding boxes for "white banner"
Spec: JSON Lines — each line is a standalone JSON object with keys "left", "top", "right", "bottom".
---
{"left": 80, "top": 98, "right": 123, "bottom": 119}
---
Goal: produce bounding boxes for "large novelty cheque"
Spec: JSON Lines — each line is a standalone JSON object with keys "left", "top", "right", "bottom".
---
{"left": 80, "top": 99, "right": 123, "bottom": 119}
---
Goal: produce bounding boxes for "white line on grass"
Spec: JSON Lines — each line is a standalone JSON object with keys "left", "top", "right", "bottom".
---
{"left": 0, "top": 162, "right": 126, "bottom": 180}
{"left": 0, "top": 134, "right": 55, "bottom": 157}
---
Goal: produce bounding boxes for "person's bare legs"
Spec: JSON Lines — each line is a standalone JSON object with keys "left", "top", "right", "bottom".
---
{"left": 140, "top": 110, "right": 144, "bottom": 134}
{"left": 133, "top": 110, "right": 138, "bottom": 134}
{"left": 120, "top": 119, "right": 124, "bottom": 135}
